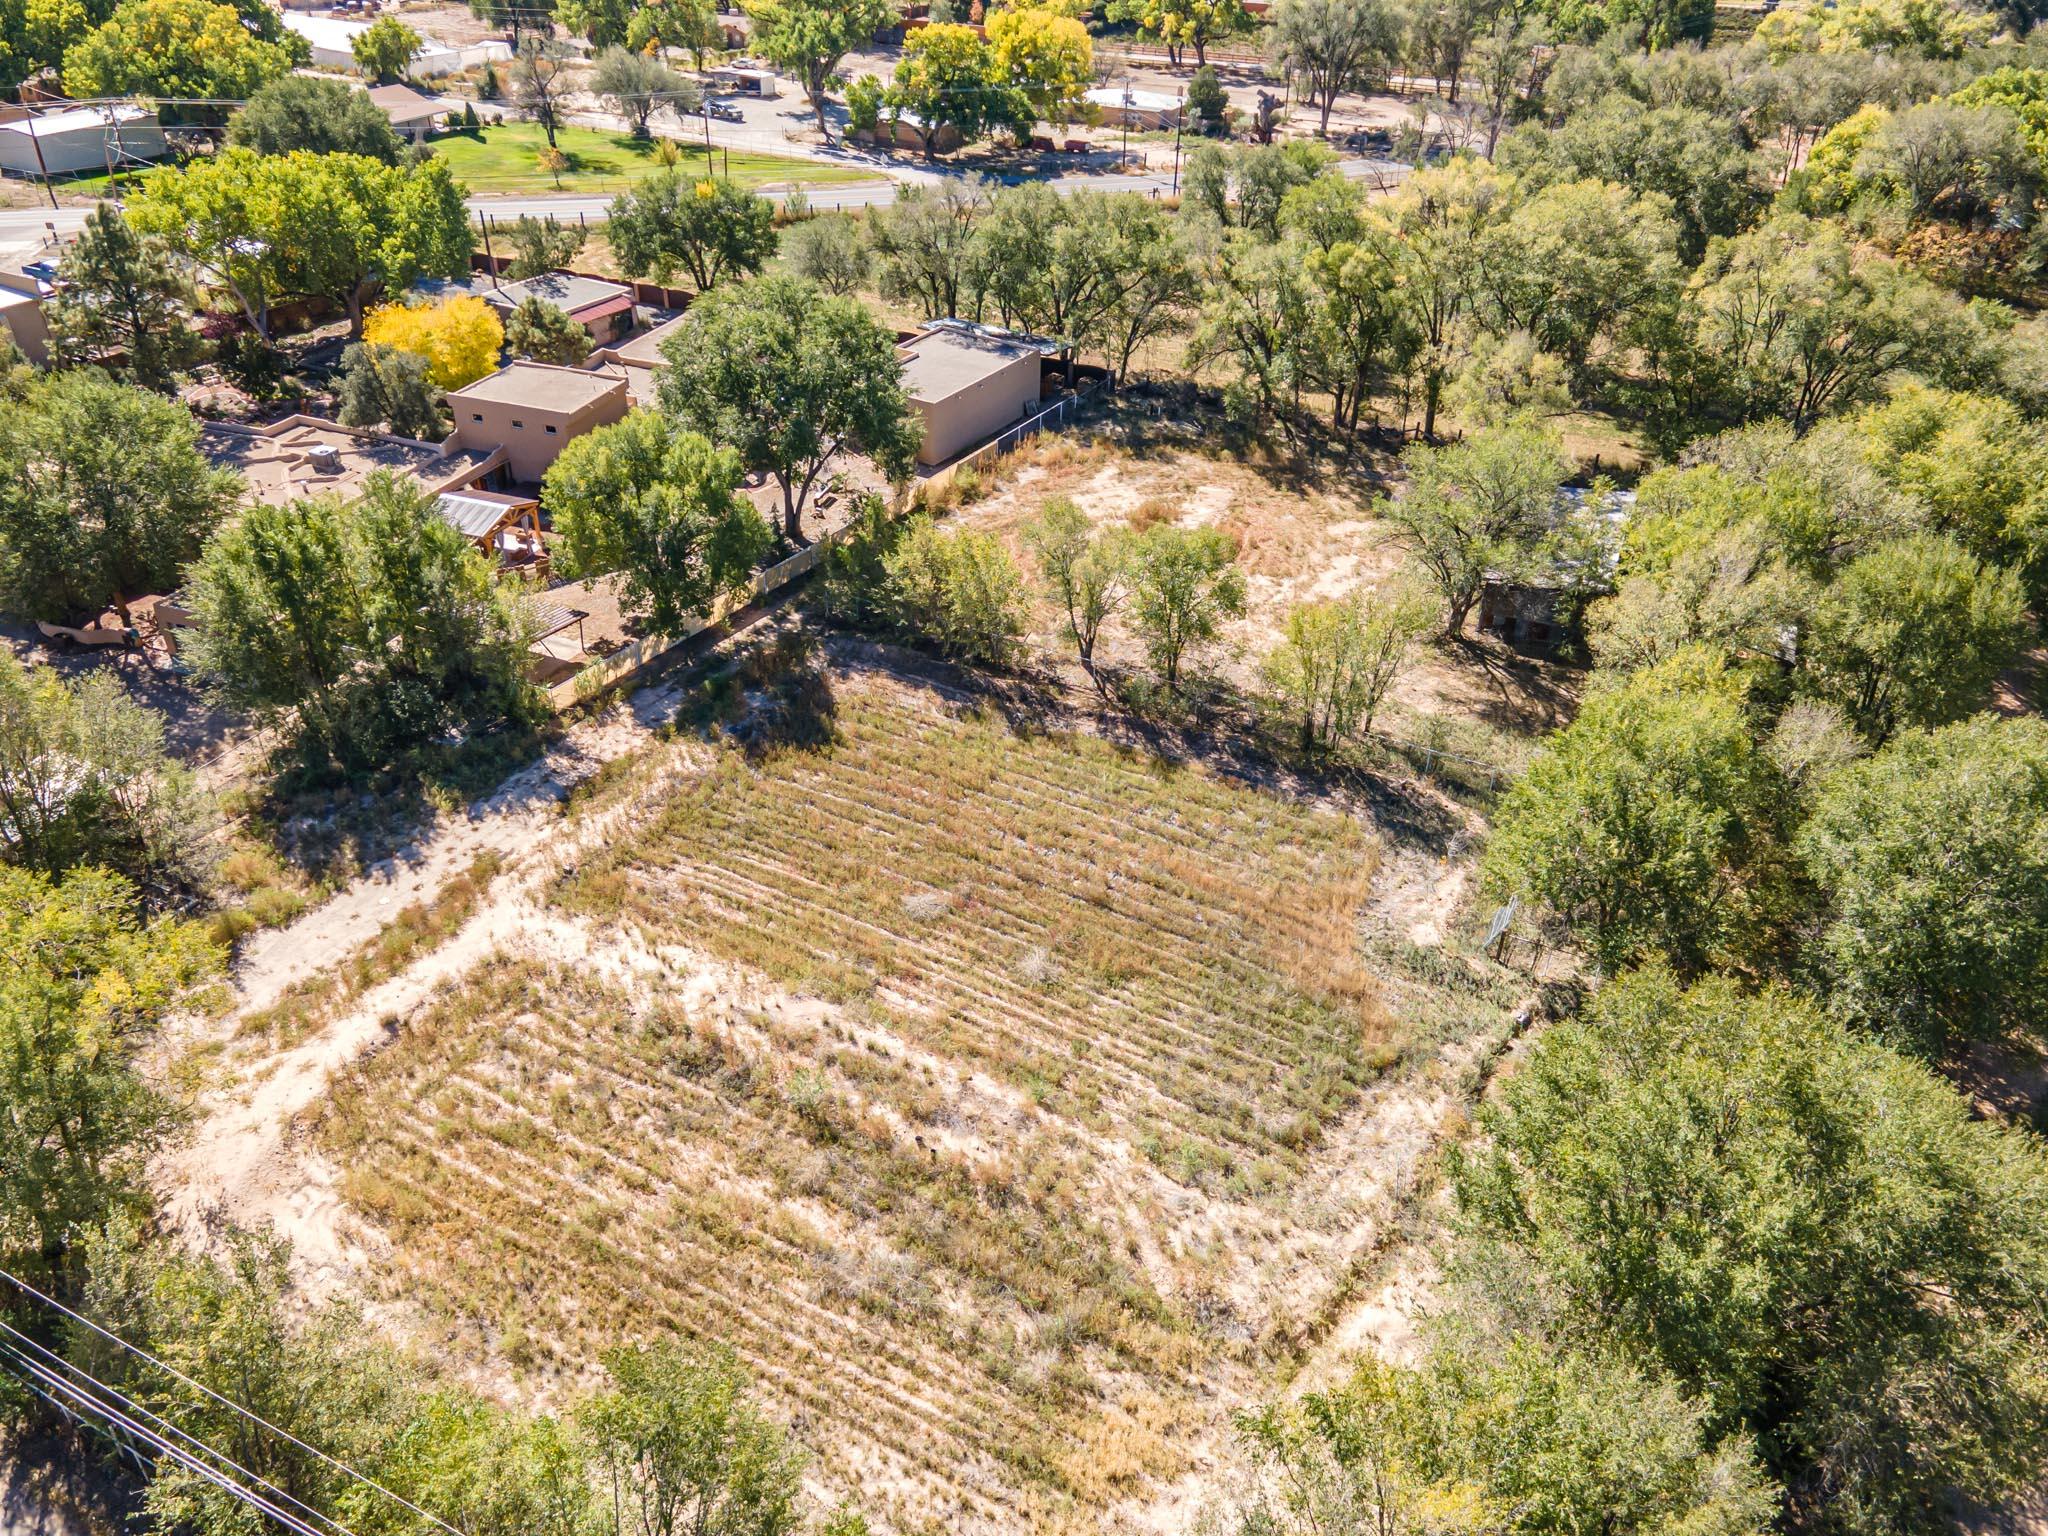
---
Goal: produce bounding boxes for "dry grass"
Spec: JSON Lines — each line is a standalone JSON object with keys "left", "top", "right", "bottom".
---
{"left": 312, "top": 676, "right": 1409, "bottom": 1531}
{"left": 563, "top": 685, "right": 1388, "bottom": 1191}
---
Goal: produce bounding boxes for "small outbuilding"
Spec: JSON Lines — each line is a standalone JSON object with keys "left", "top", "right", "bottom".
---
{"left": 897, "top": 322, "right": 1047, "bottom": 467}
{"left": 0, "top": 105, "right": 168, "bottom": 178}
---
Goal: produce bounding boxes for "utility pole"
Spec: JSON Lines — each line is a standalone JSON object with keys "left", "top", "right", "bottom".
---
{"left": 23, "top": 110, "right": 58, "bottom": 212}
{"left": 1171, "top": 89, "right": 1184, "bottom": 194}
{"left": 478, "top": 210, "right": 501, "bottom": 289}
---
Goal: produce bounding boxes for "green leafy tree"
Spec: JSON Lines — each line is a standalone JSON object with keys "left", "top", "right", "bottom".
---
{"left": 1128, "top": 524, "right": 1247, "bottom": 688}
{"left": 1106, "top": 0, "right": 1250, "bottom": 66}
{"left": 592, "top": 44, "right": 700, "bottom": 137}
{"left": 1025, "top": 495, "right": 1131, "bottom": 677}
{"left": 1260, "top": 584, "right": 1430, "bottom": 754}
{"left": 886, "top": 23, "right": 1030, "bottom": 157}
{"left": 657, "top": 274, "right": 921, "bottom": 541}
{"left": 0, "top": 653, "right": 214, "bottom": 896}
{"left": 864, "top": 177, "right": 991, "bottom": 321}
{"left": 129, "top": 149, "right": 472, "bottom": 338}
{"left": 1482, "top": 654, "right": 1783, "bottom": 975}
{"left": 1496, "top": 98, "right": 1765, "bottom": 263}
{"left": 782, "top": 215, "right": 871, "bottom": 296}
{"left": 579, "top": 1342, "right": 807, "bottom": 1536}
{"left": 62, "top": 0, "right": 300, "bottom": 107}
{"left": 45, "top": 205, "right": 200, "bottom": 392}
{"left": 1184, "top": 64, "right": 1228, "bottom": 132}
{"left": 0, "top": 868, "right": 215, "bottom": 1296}
{"left": 1797, "top": 715, "right": 2048, "bottom": 1052}
{"left": 468, "top": 0, "right": 553, "bottom": 46}
{"left": 1183, "top": 141, "right": 1338, "bottom": 236}
{"left": 335, "top": 342, "right": 446, "bottom": 441}
{"left": 505, "top": 295, "right": 591, "bottom": 365}
{"left": 1187, "top": 240, "right": 1317, "bottom": 434}
{"left": 1456, "top": 966, "right": 2048, "bottom": 1534}
{"left": 557, "top": 0, "right": 631, "bottom": 46}
{"left": 1379, "top": 422, "right": 1570, "bottom": 639}
{"left": 1800, "top": 533, "right": 2026, "bottom": 744}
{"left": 503, "top": 213, "right": 586, "bottom": 280}
{"left": 351, "top": 13, "right": 419, "bottom": 80}
{"left": 881, "top": 519, "right": 1030, "bottom": 664}
{"left": 228, "top": 74, "right": 406, "bottom": 162}
{"left": 1232, "top": 1344, "right": 1776, "bottom": 1536}
{"left": 544, "top": 410, "right": 773, "bottom": 635}
{"left": 1676, "top": 214, "right": 1983, "bottom": 435}
{"left": 511, "top": 35, "right": 572, "bottom": 149}
{"left": 747, "top": 0, "right": 899, "bottom": 138}
{"left": 1268, "top": 0, "right": 1399, "bottom": 135}
{"left": 0, "top": 372, "right": 241, "bottom": 623}
{"left": 608, "top": 173, "right": 779, "bottom": 291}
{"left": 629, "top": 0, "right": 720, "bottom": 64}
{"left": 186, "top": 472, "right": 537, "bottom": 775}
{"left": 1476, "top": 177, "right": 1682, "bottom": 376}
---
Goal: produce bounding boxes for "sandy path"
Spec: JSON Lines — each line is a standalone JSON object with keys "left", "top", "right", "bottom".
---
{"left": 156, "top": 676, "right": 702, "bottom": 1293}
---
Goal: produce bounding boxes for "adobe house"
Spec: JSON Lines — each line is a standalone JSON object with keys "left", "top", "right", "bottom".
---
{"left": 199, "top": 417, "right": 506, "bottom": 506}
{"left": 898, "top": 322, "right": 1050, "bottom": 467}
{"left": 447, "top": 361, "right": 631, "bottom": 484}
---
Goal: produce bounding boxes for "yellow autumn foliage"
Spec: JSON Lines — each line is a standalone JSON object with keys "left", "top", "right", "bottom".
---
{"left": 362, "top": 294, "right": 505, "bottom": 390}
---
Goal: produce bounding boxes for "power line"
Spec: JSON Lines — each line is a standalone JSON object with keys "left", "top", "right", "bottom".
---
{"left": 0, "top": 1267, "right": 467, "bottom": 1536}
{"left": 0, "top": 1316, "right": 363, "bottom": 1536}
{"left": 0, "top": 1338, "right": 337, "bottom": 1536}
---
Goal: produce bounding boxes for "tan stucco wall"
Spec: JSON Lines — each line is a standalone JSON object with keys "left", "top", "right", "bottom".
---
{"left": 914, "top": 352, "right": 1041, "bottom": 466}
{"left": 451, "top": 384, "right": 628, "bottom": 484}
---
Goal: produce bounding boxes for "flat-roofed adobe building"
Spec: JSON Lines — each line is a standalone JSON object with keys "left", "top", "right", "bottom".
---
{"left": 448, "top": 361, "right": 631, "bottom": 484}
{"left": 898, "top": 324, "right": 1046, "bottom": 467}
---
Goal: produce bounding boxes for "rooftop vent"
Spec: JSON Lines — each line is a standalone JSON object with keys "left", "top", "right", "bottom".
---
{"left": 305, "top": 445, "right": 343, "bottom": 475}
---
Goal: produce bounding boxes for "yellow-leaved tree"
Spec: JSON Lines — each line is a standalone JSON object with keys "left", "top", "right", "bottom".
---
{"left": 362, "top": 295, "right": 504, "bottom": 390}
{"left": 987, "top": 7, "right": 1093, "bottom": 126}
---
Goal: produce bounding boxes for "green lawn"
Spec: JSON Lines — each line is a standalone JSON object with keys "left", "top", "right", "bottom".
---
{"left": 428, "top": 122, "right": 867, "bottom": 196}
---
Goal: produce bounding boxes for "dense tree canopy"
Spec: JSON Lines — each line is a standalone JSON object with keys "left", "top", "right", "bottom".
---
{"left": 228, "top": 74, "right": 407, "bottom": 162}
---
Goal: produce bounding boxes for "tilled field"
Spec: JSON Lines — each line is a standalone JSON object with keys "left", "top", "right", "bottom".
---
{"left": 315, "top": 675, "right": 1412, "bottom": 1531}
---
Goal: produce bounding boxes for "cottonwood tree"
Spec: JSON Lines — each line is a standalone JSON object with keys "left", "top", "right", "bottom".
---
{"left": 543, "top": 411, "right": 773, "bottom": 634}
{"left": 747, "top": 0, "right": 898, "bottom": 138}
{"left": 186, "top": 472, "right": 537, "bottom": 775}
{"left": 1800, "top": 532, "right": 2026, "bottom": 744}
{"left": 0, "top": 373, "right": 241, "bottom": 623}
{"left": 62, "top": 0, "right": 300, "bottom": 106}
{"left": 557, "top": 0, "right": 631, "bottom": 46}
{"left": 629, "top": 0, "right": 720, "bottom": 64}
{"left": 512, "top": 36, "right": 571, "bottom": 148}
{"left": 782, "top": 216, "right": 871, "bottom": 295}
{"left": 1107, "top": 0, "right": 1251, "bottom": 66}
{"left": 46, "top": 206, "right": 200, "bottom": 393}
{"left": 129, "top": 149, "right": 472, "bottom": 338}
{"left": 505, "top": 296, "right": 590, "bottom": 364}
{"left": 1189, "top": 241, "right": 1316, "bottom": 433}
{"left": 658, "top": 274, "right": 921, "bottom": 541}
{"left": 1233, "top": 1344, "right": 1775, "bottom": 1535}
{"left": 578, "top": 1343, "right": 807, "bottom": 1536}
{"left": 1026, "top": 496, "right": 1132, "bottom": 679}
{"left": 228, "top": 74, "right": 405, "bottom": 162}
{"left": 608, "top": 173, "right": 778, "bottom": 291}
{"left": 1380, "top": 422, "right": 1569, "bottom": 639}
{"left": 0, "top": 654, "right": 215, "bottom": 897}
{"left": 1129, "top": 524, "right": 1246, "bottom": 689}
{"left": 1481, "top": 654, "right": 1782, "bottom": 976}
{"left": 1268, "top": 0, "right": 1399, "bottom": 135}
{"left": 335, "top": 343, "right": 445, "bottom": 441}
{"left": 1260, "top": 584, "right": 1430, "bottom": 753}
{"left": 1457, "top": 966, "right": 2048, "bottom": 1533}
{"left": 0, "top": 867, "right": 216, "bottom": 1298}
{"left": 362, "top": 295, "right": 504, "bottom": 390}
{"left": 886, "top": 24, "right": 1031, "bottom": 156}
{"left": 503, "top": 213, "right": 586, "bottom": 279}
{"left": 592, "top": 45, "right": 699, "bottom": 138}
{"left": 1797, "top": 715, "right": 2048, "bottom": 1053}
{"left": 987, "top": 5, "right": 1094, "bottom": 125}
{"left": 866, "top": 178, "right": 993, "bottom": 321}
{"left": 882, "top": 520, "right": 1030, "bottom": 665}
{"left": 351, "top": 15, "right": 418, "bottom": 81}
